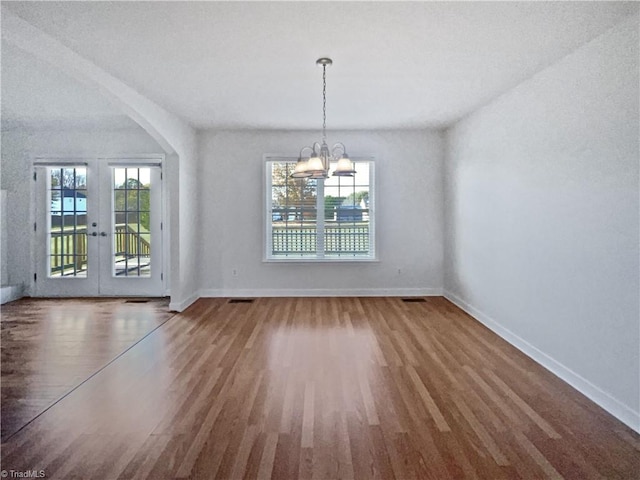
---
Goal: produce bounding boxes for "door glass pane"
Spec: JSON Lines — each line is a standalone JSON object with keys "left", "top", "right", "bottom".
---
{"left": 112, "top": 167, "right": 152, "bottom": 277}
{"left": 47, "top": 167, "right": 88, "bottom": 277}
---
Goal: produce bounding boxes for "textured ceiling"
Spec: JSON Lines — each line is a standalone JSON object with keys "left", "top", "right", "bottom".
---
{"left": 1, "top": 41, "right": 139, "bottom": 131}
{"left": 2, "top": 1, "right": 638, "bottom": 130}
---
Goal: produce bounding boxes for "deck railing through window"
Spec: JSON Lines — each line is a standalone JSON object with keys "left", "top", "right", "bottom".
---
{"left": 114, "top": 223, "right": 151, "bottom": 257}
{"left": 49, "top": 225, "right": 88, "bottom": 275}
{"left": 49, "top": 224, "right": 151, "bottom": 277}
{"left": 272, "top": 224, "right": 369, "bottom": 256}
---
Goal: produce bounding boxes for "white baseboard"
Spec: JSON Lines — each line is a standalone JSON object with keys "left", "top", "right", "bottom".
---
{"left": 170, "top": 287, "right": 441, "bottom": 310}
{"left": 170, "top": 288, "right": 441, "bottom": 311}
{"left": 168, "top": 291, "right": 199, "bottom": 312}
{"left": 198, "top": 287, "right": 442, "bottom": 298}
{"left": 1, "top": 284, "right": 24, "bottom": 305}
{"left": 443, "top": 289, "right": 640, "bottom": 434}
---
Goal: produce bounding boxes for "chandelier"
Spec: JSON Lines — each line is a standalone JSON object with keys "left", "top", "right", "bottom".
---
{"left": 291, "top": 58, "right": 356, "bottom": 179}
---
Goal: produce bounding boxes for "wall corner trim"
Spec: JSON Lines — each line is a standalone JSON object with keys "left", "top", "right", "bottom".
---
{"left": 169, "top": 291, "right": 199, "bottom": 313}
{"left": 443, "top": 289, "right": 640, "bottom": 434}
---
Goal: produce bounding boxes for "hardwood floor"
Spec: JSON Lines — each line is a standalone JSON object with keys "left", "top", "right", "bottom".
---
{"left": 1, "top": 297, "right": 638, "bottom": 479}
{"left": 0, "top": 297, "right": 174, "bottom": 440}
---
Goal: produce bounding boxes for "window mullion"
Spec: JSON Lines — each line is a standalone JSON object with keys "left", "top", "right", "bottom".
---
{"left": 316, "top": 178, "right": 325, "bottom": 257}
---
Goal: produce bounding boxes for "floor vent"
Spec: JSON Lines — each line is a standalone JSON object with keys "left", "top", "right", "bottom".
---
{"left": 402, "top": 298, "right": 426, "bottom": 303}
{"left": 228, "top": 299, "right": 255, "bottom": 304}
{"left": 125, "top": 299, "right": 149, "bottom": 303}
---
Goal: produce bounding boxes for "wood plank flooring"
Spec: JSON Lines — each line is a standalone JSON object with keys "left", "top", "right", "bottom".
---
{"left": 0, "top": 297, "right": 173, "bottom": 440}
{"left": 1, "top": 297, "right": 638, "bottom": 479}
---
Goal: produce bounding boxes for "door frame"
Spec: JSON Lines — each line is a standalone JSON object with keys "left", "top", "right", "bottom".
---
{"left": 30, "top": 154, "right": 168, "bottom": 297}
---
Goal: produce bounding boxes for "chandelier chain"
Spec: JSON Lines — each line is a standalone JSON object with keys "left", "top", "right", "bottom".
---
{"left": 322, "top": 64, "right": 327, "bottom": 143}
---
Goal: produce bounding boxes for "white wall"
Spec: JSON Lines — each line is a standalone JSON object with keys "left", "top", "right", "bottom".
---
{"left": 0, "top": 127, "right": 165, "bottom": 293}
{"left": 1, "top": 190, "right": 8, "bottom": 285}
{"left": 198, "top": 129, "right": 444, "bottom": 296}
{"left": 444, "top": 15, "right": 639, "bottom": 431}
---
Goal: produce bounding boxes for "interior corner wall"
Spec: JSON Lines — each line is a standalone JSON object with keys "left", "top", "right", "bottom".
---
{"left": 197, "top": 129, "right": 444, "bottom": 296}
{"left": 171, "top": 138, "right": 200, "bottom": 311}
{"left": 0, "top": 127, "right": 166, "bottom": 294}
{"left": 444, "top": 15, "right": 639, "bottom": 431}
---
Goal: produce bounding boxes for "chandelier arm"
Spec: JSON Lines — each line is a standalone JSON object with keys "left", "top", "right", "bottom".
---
{"left": 331, "top": 142, "right": 347, "bottom": 156}
{"left": 299, "top": 146, "right": 314, "bottom": 157}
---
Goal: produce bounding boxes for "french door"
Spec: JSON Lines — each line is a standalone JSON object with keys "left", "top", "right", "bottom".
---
{"left": 33, "top": 158, "right": 164, "bottom": 297}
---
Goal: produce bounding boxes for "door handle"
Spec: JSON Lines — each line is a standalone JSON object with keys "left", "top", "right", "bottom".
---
{"left": 100, "top": 232, "right": 108, "bottom": 237}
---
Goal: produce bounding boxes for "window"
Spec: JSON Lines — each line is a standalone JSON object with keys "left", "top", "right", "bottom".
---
{"left": 265, "top": 157, "right": 375, "bottom": 261}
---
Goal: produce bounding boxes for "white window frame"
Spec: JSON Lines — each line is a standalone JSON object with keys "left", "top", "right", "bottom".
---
{"left": 263, "top": 155, "right": 377, "bottom": 263}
